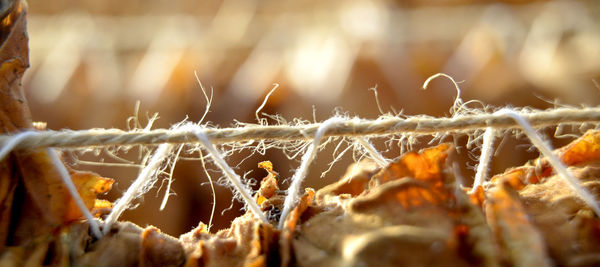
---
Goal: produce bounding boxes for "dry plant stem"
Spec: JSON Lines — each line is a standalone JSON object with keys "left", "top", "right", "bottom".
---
{"left": 47, "top": 148, "right": 103, "bottom": 238}
{"left": 1, "top": 107, "right": 600, "bottom": 151}
{"left": 190, "top": 126, "right": 268, "bottom": 224}
{"left": 279, "top": 117, "right": 344, "bottom": 229}
{"left": 103, "top": 143, "right": 174, "bottom": 235}
{"left": 356, "top": 137, "right": 389, "bottom": 167}
{"left": 496, "top": 109, "right": 600, "bottom": 217}
{"left": 470, "top": 127, "right": 494, "bottom": 193}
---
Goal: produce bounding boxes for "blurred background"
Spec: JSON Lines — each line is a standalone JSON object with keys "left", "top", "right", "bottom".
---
{"left": 25, "top": 0, "right": 600, "bottom": 236}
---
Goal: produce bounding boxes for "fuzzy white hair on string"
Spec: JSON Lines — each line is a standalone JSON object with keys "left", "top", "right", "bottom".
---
{"left": 160, "top": 71, "right": 214, "bottom": 211}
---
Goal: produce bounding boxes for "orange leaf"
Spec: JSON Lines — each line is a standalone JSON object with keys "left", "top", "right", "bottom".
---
{"left": 65, "top": 169, "right": 114, "bottom": 222}
{"left": 559, "top": 130, "right": 600, "bottom": 166}
{"left": 372, "top": 143, "right": 451, "bottom": 188}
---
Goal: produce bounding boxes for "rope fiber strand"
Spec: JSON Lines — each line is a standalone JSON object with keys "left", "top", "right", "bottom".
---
{"left": 1, "top": 107, "right": 600, "bottom": 153}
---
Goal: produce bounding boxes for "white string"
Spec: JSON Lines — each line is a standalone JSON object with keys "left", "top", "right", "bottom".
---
{"left": 102, "top": 143, "right": 174, "bottom": 234}
{"left": 255, "top": 83, "right": 279, "bottom": 124}
{"left": 470, "top": 127, "right": 494, "bottom": 193}
{"left": 278, "top": 117, "right": 344, "bottom": 229}
{"left": 495, "top": 108, "right": 600, "bottom": 218}
{"left": 185, "top": 124, "right": 268, "bottom": 224}
{"left": 159, "top": 144, "right": 184, "bottom": 210}
{"left": 356, "top": 137, "right": 389, "bottom": 168}
{"left": 47, "top": 148, "right": 103, "bottom": 238}
{"left": 1, "top": 107, "right": 600, "bottom": 149}
{"left": 0, "top": 131, "right": 39, "bottom": 161}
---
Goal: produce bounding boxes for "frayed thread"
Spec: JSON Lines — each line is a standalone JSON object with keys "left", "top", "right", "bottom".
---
{"left": 1, "top": 107, "right": 600, "bottom": 150}
{"left": 495, "top": 108, "right": 600, "bottom": 218}
{"left": 184, "top": 123, "right": 268, "bottom": 224}
{"left": 356, "top": 137, "right": 389, "bottom": 168}
{"left": 103, "top": 143, "right": 174, "bottom": 234}
{"left": 278, "top": 117, "right": 344, "bottom": 229}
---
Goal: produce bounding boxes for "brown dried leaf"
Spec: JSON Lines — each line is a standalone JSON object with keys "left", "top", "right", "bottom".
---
{"left": 256, "top": 161, "right": 279, "bottom": 205}
{"left": 282, "top": 188, "right": 314, "bottom": 232}
{"left": 140, "top": 227, "right": 186, "bottom": 267}
{"left": 292, "top": 143, "right": 498, "bottom": 266}
{"left": 69, "top": 222, "right": 185, "bottom": 267}
{"left": 181, "top": 213, "right": 277, "bottom": 267}
{"left": 315, "top": 160, "right": 379, "bottom": 203}
{"left": 506, "top": 166, "right": 600, "bottom": 266}
{"left": 485, "top": 183, "right": 551, "bottom": 266}
{"left": 371, "top": 143, "right": 452, "bottom": 188}
{"left": 0, "top": 0, "right": 115, "bottom": 255}
{"left": 0, "top": 0, "right": 30, "bottom": 250}
{"left": 485, "top": 130, "right": 600, "bottom": 266}
{"left": 181, "top": 162, "right": 288, "bottom": 267}
{"left": 559, "top": 130, "right": 600, "bottom": 166}
{"left": 66, "top": 169, "right": 114, "bottom": 222}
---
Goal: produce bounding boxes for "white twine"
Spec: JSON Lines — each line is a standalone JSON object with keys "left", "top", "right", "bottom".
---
{"left": 47, "top": 148, "right": 103, "bottom": 238}
{"left": 0, "top": 131, "right": 39, "bottom": 161}
{"left": 356, "top": 137, "right": 389, "bottom": 168}
{"left": 185, "top": 124, "right": 268, "bottom": 223}
{"left": 495, "top": 109, "right": 600, "bottom": 218}
{"left": 278, "top": 117, "right": 344, "bottom": 229}
{"left": 1, "top": 107, "right": 600, "bottom": 152}
{"left": 470, "top": 127, "right": 494, "bottom": 193}
{"left": 159, "top": 144, "right": 184, "bottom": 211}
{"left": 102, "top": 143, "right": 174, "bottom": 234}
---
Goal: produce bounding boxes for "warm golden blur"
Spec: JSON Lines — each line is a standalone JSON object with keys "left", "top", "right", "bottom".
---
{"left": 24, "top": 0, "right": 600, "bottom": 236}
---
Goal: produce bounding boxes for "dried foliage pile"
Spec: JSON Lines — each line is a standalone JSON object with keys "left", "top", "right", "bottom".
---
{"left": 2, "top": 1, "right": 600, "bottom": 267}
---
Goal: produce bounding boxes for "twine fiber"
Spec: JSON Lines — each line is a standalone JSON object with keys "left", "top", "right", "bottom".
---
{"left": 0, "top": 107, "right": 599, "bottom": 151}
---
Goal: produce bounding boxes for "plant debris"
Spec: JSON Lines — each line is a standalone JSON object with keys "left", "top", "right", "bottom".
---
{"left": 176, "top": 134, "right": 600, "bottom": 266}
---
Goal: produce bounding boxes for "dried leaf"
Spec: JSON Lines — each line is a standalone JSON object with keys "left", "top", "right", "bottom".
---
{"left": 485, "top": 183, "right": 551, "bottom": 266}
{"left": 0, "top": 0, "right": 30, "bottom": 250}
{"left": 315, "top": 160, "right": 379, "bottom": 203}
{"left": 69, "top": 222, "right": 185, "bottom": 267}
{"left": 485, "top": 130, "right": 600, "bottom": 266}
{"left": 181, "top": 213, "right": 276, "bottom": 267}
{"left": 140, "top": 227, "right": 186, "bottom": 267}
{"left": 256, "top": 161, "right": 279, "bottom": 205}
{"left": 66, "top": 169, "right": 114, "bottom": 222}
{"left": 291, "top": 144, "right": 497, "bottom": 266}
{"left": 371, "top": 143, "right": 452, "bottom": 188}
{"left": 181, "top": 161, "right": 288, "bottom": 267}
{"left": 559, "top": 130, "right": 600, "bottom": 166}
